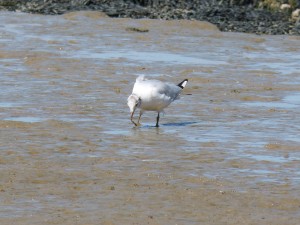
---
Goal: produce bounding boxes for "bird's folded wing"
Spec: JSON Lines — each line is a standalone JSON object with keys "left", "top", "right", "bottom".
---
{"left": 156, "top": 83, "right": 181, "bottom": 101}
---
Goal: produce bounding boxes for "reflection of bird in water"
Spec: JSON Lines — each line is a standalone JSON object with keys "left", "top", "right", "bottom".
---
{"left": 127, "top": 75, "right": 188, "bottom": 127}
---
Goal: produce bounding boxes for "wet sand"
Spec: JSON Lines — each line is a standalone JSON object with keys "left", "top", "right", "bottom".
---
{"left": 0, "top": 11, "right": 300, "bottom": 224}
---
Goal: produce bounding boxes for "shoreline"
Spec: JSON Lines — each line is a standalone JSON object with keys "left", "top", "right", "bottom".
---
{"left": 1, "top": 0, "right": 300, "bottom": 35}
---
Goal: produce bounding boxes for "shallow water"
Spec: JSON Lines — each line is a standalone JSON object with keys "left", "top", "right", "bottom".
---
{"left": 1, "top": 11, "right": 300, "bottom": 224}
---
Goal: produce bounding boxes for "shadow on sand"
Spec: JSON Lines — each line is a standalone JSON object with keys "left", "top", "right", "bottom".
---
{"left": 134, "top": 121, "right": 197, "bottom": 128}
{"left": 162, "top": 121, "right": 197, "bottom": 127}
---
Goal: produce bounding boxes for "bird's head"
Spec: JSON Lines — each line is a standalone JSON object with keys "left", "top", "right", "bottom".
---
{"left": 127, "top": 94, "right": 141, "bottom": 115}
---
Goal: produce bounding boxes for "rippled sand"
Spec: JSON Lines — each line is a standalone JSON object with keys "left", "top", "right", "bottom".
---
{"left": 0, "top": 11, "right": 300, "bottom": 224}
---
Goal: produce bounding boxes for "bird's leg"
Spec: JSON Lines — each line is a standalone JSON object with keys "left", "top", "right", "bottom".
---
{"left": 131, "top": 119, "right": 138, "bottom": 126}
{"left": 155, "top": 112, "right": 160, "bottom": 127}
{"left": 137, "top": 111, "right": 143, "bottom": 126}
{"left": 130, "top": 111, "right": 138, "bottom": 126}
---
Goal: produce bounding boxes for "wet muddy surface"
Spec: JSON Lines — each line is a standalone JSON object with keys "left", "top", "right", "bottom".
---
{"left": 1, "top": 11, "right": 300, "bottom": 224}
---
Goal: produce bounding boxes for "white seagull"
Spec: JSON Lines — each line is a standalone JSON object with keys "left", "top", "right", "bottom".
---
{"left": 127, "top": 75, "right": 188, "bottom": 127}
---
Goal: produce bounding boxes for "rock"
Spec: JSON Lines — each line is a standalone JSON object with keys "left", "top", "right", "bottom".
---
{"left": 292, "top": 8, "right": 300, "bottom": 20}
{"left": 280, "top": 4, "right": 291, "bottom": 10}
{"left": 125, "top": 27, "right": 149, "bottom": 32}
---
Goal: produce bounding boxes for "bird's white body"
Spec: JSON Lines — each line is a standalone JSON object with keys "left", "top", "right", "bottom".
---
{"left": 132, "top": 75, "right": 181, "bottom": 112}
{"left": 127, "top": 75, "right": 188, "bottom": 127}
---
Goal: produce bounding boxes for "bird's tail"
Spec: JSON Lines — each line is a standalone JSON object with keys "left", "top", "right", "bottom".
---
{"left": 177, "top": 79, "right": 188, "bottom": 89}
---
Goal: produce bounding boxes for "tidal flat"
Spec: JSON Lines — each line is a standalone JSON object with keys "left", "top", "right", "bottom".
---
{"left": 0, "top": 11, "right": 300, "bottom": 224}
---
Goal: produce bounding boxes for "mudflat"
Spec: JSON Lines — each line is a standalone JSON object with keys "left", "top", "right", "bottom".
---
{"left": 0, "top": 11, "right": 300, "bottom": 224}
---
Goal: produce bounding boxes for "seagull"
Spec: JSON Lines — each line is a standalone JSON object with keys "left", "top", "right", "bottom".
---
{"left": 127, "top": 75, "right": 188, "bottom": 127}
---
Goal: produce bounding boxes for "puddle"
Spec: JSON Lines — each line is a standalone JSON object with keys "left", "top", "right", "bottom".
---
{"left": 0, "top": 102, "right": 16, "bottom": 107}
{"left": 245, "top": 154, "right": 289, "bottom": 163}
{"left": 244, "top": 93, "right": 300, "bottom": 109}
{"left": 72, "top": 50, "right": 225, "bottom": 65}
{"left": 283, "top": 93, "right": 300, "bottom": 106}
{"left": 244, "top": 101, "right": 297, "bottom": 109}
{"left": 3, "top": 117, "right": 45, "bottom": 123}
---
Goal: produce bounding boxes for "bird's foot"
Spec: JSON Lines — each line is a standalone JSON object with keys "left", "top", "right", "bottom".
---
{"left": 131, "top": 120, "right": 142, "bottom": 127}
{"left": 131, "top": 120, "right": 138, "bottom": 126}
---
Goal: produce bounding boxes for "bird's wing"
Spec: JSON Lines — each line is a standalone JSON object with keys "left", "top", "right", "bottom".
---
{"left": 156, "top": 82, "right": 181, "bottom": 101}
{"left": 133, "top": 78, "right": 181, "bottom": 101}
